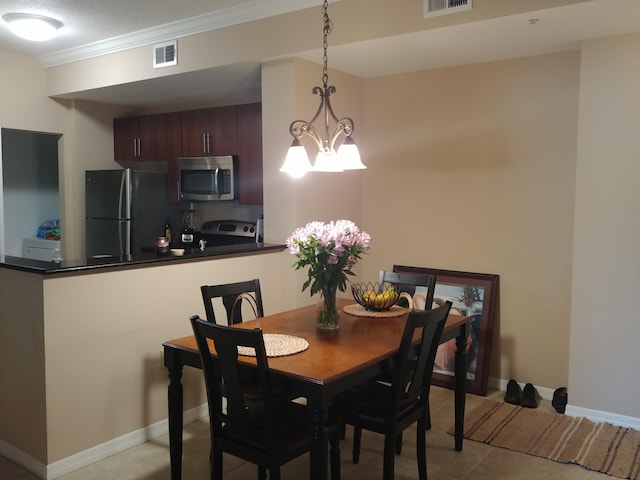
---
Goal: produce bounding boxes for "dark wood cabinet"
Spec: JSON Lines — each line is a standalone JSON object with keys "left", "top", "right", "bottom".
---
{"left": 113, "top": 113, "right": 167, "bottom": 161}
{"left": 181, "top": 106, "right": 237, "bottom": 156}
{"left": 113, "top": 103, "right": 263, "bottom": 205}
{"left": 236, "top": 103, "right": 263, "bottom": 205}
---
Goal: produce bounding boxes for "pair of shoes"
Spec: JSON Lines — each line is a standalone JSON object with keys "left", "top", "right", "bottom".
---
{"left": 552, "top": 387, "right": 568, "bottom": 413}
{"left": 504, "top": 379, "right": 539, "bottom": 408}
{"left": 504, "top": 379, "right": 522, "bottom": 405}
{"left": 521, "top": 383, "right": 539, "bottom": 408}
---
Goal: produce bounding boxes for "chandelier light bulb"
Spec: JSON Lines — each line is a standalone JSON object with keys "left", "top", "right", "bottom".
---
{"left": 281, "top": 139, "right": 313, "bottom": 178}
{"left": 338, "top": 137, "right": 366, "bottom": 170}
{"left": 314, "top": 149, "right": 344, "bottom": 172}
{"left": 3, "top": 13, "right": 63, "bottom": 42}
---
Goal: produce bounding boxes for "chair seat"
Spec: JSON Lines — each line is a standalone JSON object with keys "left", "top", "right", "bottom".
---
{"left": 332, "top": 381, "right": 421, "bottom": 430}
{"left": 222, "top": 400, "right": 341, "bottom": 459}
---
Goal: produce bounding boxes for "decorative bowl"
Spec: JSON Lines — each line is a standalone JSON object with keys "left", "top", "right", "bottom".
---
{"left": 351, "top": 282, "right": 400, "bottom": 311}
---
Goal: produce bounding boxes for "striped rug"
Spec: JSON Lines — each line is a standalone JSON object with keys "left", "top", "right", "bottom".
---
{"left": 451, "top": 399, "right": 640, "bottom": 479}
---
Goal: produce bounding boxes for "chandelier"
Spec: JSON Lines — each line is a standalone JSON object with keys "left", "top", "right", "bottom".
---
{"left": 280, "top": 0, "right": 366, "bottom": 178}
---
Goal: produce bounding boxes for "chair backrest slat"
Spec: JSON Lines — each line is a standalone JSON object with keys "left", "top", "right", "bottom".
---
{"left": 200, "top": 279, "right": 264, "bottom": 325}
{"left": 379, "top": 270, "right": 436, "bottom": 310}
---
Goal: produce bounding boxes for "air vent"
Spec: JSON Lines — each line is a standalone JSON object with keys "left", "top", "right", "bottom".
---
{"left": 424, "top": 0, "right": 471, "bottom": 17}
{"left": 153, "top": 40, "right": 177, "bottom": 68}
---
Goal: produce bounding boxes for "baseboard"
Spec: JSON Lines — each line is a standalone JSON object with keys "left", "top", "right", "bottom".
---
{"left": 566, "top": 405, "right": 640, "bottom": 430}
{"left": 0, "top": 403, "right": 209, "bottom": 480}
{"left": 489, "top": 376, "right": 640, "bottom": 429}
{"left": 0, "top": 438, "right": 47, "bottom": 479}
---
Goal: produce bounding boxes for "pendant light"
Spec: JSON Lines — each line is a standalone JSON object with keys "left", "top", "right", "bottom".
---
{"left": 280, "top": 0, "right": 366, "bottom": 177}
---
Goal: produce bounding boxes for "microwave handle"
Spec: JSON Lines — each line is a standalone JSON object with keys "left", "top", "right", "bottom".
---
{"left": 214, "top": 166, "right": 221, "bottom": 199}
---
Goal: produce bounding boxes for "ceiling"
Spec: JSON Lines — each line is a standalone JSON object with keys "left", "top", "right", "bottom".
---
{"left": 1, "top": 0, "right": 640, "bottom": 107}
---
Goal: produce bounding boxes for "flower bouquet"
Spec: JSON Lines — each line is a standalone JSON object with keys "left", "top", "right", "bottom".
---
{"left": 286, "top": 220, "right": 371, "bottom": 329}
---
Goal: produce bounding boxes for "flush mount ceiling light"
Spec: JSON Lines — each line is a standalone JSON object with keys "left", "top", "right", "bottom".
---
{"left": 280, "top": 0, "right": 366, "bottom": 178}
{"left": 2, "top": 13, "right": 63, "bottom": 42}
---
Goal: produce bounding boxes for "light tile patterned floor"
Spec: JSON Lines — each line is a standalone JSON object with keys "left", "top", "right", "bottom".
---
{"left": 1, "top": 386, "right": 614, "bottom": 480}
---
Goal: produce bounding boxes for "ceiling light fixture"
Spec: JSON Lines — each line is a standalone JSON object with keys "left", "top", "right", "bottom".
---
{"left": 280, "top": 0, "right": 366, "bottom": 178}
{"left": 2, "top": 13, "right": 63, "bottom": 42}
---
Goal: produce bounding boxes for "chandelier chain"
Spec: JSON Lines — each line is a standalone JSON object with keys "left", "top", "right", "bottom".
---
{"left": 322, "top": 0, "right": 332, "bottom": 89}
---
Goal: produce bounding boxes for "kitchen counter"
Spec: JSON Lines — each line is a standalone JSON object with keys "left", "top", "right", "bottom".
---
{"left": 0, "top": 242, "right": 286, "bottom": 275}
{"left": 0, "top": 244, "right": 292, "bottom": 469}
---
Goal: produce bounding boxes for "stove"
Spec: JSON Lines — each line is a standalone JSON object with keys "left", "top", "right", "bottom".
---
{"left": 200, "top": 220, "right": 257, "bottom": 247}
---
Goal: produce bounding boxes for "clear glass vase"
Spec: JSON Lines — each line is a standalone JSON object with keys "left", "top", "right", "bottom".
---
{"left": 317, "top": 282, "right": 340, "bottom": 330}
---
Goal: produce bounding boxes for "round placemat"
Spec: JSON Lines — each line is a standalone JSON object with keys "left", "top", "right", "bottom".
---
{"left": 237, "top": 334, "right": 309, "bottom": 357}
{"left": 343, "top": 303, "right": 409, "bottom": 318}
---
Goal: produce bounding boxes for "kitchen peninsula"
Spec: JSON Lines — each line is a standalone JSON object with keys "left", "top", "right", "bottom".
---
{"left": 0, "top": 243, "right": 287, "bottom": 478}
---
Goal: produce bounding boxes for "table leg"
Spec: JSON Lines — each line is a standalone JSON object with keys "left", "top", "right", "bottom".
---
{"left": 453, "top": 323, "right": 469, "bottom": 451}
{"left": 165, "top": 350, "right": 184, "bottom": 480}
{"left": 309, "top": 406, "right": 329, "bottom": 480}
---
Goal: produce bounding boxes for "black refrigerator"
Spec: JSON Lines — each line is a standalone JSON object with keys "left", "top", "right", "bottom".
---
{"left": 85, "top": 169, "right": 172, "bottom": 258}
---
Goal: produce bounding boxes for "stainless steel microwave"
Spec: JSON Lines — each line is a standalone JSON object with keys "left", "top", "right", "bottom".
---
{"left": 177, "top": 155, "right": 235, "bottom": 201}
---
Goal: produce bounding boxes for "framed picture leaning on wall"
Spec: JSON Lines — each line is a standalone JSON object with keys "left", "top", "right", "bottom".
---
{"left": 393, "top": 265, "right": 499, "bottom": 396}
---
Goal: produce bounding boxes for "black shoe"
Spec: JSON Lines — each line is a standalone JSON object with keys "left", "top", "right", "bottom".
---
{"left": 504, "top": 379, "right": 522, "bottom": 405}
{"left": 521, "top": 383, "right": 539, "bottom": 408}
{"left": 552, "top": 387, "right": 567, "bottom": 414}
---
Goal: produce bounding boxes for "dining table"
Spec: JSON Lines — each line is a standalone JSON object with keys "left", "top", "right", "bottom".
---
{"left": 162, "top": 298, "right": 471, "bottom": 480}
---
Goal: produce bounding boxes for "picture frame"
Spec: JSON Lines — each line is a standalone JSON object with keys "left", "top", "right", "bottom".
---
{"left": 393, "top": 265, "right": 499, "bottom": 396}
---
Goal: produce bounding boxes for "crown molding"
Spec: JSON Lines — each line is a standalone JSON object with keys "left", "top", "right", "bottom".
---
{"left": 38, "top": 0, "right": 328, "bottom": 68}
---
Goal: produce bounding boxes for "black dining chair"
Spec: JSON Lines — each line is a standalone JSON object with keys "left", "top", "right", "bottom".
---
{"left": 201, "top": 279, "right": 263, "bottom": 325}
{"left": 331, "top": 301, "right": 451, "bottom": 480}
{"left": 379, "top": 270, "right": 436, "bottom": 310}
{"left": 377, "top": 270, "right": 438, "bottom": 451}
{"left": 190, "top": 315, "right": 342, "bottom": 480}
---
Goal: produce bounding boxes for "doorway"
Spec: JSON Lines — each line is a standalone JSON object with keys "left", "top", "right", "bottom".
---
{"left": 0, "top": 128, "right": 61, "bottom": 257}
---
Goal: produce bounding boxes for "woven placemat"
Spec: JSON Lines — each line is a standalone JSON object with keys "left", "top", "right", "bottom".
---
{"left": 237, "top": 334, "right": 309, "bottom": 357}
{"left": 343, "top": 303, "right": 409, "bottom": 318}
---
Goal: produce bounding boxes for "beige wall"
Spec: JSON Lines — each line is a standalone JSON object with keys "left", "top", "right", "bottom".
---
{"left": 569, "top": 33, "right": 640, "bottom": 419}
{"left": 0, "top": 270, "right": 47, "bottom": 462}
{"left": 358, "top": 52, "right": 580, "bottom": 389}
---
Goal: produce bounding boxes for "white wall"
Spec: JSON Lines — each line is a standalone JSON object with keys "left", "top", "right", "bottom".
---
{"left": 569, "top": 33, "right": 640, "bottom": 419}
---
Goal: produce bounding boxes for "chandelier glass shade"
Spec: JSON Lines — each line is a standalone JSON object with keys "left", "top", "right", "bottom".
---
{"left": 281, "top": 0, "right": 366, "bottom": 177}
{"left": 3, "top": 13, "right": 63, "bottom": 42}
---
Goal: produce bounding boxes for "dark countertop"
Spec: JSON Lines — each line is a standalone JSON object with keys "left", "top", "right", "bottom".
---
{"left": 0, "top": 243, "right": 286, "bottom": 276}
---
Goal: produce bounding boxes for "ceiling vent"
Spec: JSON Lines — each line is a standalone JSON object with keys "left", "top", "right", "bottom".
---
{"left": 153, "top": 40, "right": 177, "bottom": 68}
{"left": 424, "top": 0, "right": 472, "bottom": 17}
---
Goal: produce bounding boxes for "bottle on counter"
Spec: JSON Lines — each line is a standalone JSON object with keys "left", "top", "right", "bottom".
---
{"left": 164, "top": 218, "right": 173, "bottom": 247}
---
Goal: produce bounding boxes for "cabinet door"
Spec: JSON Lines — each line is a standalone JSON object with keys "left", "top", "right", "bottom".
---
{"left": 113, "top": 114, "right": 167, "bottom": 161}
{"left": 137, "top": 113, "right": 167, "bottom": 159}
{"left": 113, "top": 117, "right": 139, "bottom": 162}
{"left": 236, "top": 103, "right": 263, "bottom": 205}
{"left": 181, "top": 106, "right": 238, "bottom": 156}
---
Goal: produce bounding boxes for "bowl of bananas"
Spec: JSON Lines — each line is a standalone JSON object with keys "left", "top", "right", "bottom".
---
{"left": 351, "top": 282, "right": 400, "bottom": 311}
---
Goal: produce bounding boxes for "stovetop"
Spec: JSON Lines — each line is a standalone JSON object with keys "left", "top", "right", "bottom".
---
{"left": 200, "top": 220, "right": 257, "bottom": 245}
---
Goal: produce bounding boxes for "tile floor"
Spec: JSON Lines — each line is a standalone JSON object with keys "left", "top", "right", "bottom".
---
{"left": 1, "top": 386, "right": 614, "bottom": 480}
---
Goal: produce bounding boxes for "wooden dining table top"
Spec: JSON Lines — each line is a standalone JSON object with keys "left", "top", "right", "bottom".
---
{"left": 165, "top": 298, "right": 470, "bottom": 385}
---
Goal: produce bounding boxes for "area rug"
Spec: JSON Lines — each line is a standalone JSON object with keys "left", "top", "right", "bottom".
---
{"left": 449, "top": 399, "right": 640, "bottom": 480}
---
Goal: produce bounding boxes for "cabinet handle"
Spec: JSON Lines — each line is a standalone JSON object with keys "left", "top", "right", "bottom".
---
{"left": 136, "top": 138, "right": 141, "bottom": 157}
{"left": 203, "top": 133, "right": 207, "bottom": 154}
{"left": 133, "top": 138, "right": 137, "bottom": 157}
